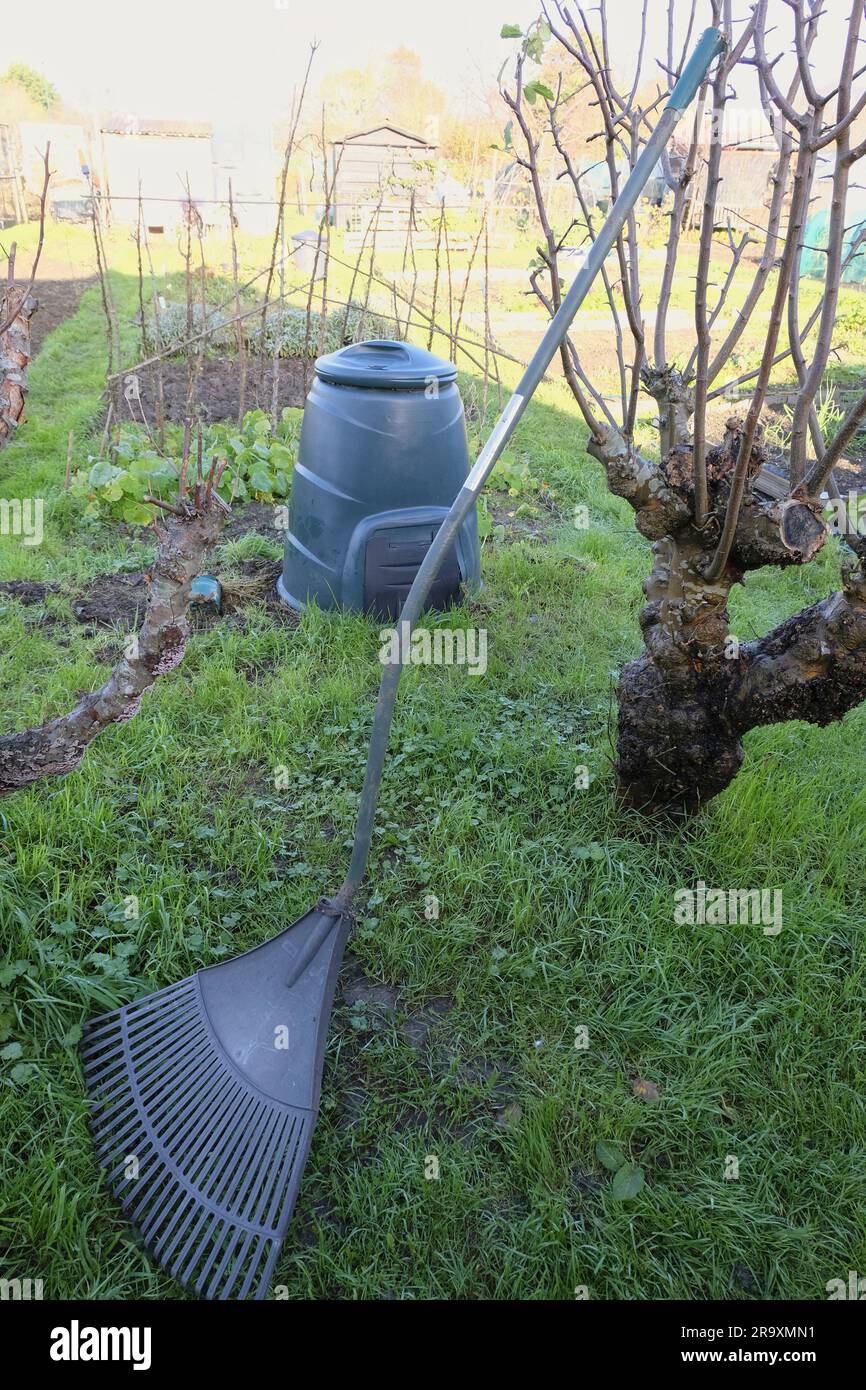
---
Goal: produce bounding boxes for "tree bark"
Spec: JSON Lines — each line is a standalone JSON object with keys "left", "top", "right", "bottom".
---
{"left": 616, "top": 653, "right": 744, "bottom": 815}
{"left": 608, "top": 417, "right": 838, "bottom": 814}
{"left": 617, "top": 562, "right": 866, "bottom": 814}
{"left": 0, "top": 287, "right": 37, "bottom": 448}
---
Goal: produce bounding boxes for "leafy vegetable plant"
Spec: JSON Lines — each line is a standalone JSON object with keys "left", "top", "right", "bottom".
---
{"left": 70, "top": 409, "right": 300, "bottom": 524}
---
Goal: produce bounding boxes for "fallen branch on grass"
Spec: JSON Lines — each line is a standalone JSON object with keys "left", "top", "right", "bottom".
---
{"left": 0, "top": 448, "right": 229, "bottom": 796}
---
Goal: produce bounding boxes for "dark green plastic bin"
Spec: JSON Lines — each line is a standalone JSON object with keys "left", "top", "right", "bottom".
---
{"left": 278, "top": 340, "right": 481, "bottom": 620}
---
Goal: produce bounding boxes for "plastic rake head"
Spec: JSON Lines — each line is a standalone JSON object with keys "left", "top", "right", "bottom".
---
{"left": 79, "top": 907, "right": 350, "bottom": 1300}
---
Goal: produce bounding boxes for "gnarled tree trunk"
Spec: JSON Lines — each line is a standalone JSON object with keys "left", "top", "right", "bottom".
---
{"left": 0, "top": 152, "right": 50, "bottom": 448}
{"left": 0, "top": 285, "right": 37, "bottom": 449}
{"left": 591, "top": 417, "right": 860, "bottom": 813}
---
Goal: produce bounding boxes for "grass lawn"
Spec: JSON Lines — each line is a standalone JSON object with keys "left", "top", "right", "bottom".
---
{"left": 1, "top": 260, "right": 865, "bottom": 1301}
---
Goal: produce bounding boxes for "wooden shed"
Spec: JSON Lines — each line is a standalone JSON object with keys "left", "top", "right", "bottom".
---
{"left": 331, "top": 124, "right": 437, "bottom": 226}
{"left": 686, "top": 116, "right": 783, "bottom": 232}
{"left": 0, "top": 124, "right": 25, "bottom": 226}
{"left": 100, "top": 117, "right": 214, "bottom": 231}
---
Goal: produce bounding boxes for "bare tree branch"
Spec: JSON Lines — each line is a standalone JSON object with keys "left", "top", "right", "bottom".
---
{"left": 786, "top": 2, "right": 862, "bottom": 485}
{"left": 692, "top": 0, "right": 730, "bottom": 524}
{"left": 704, "top": 109, "right": 818, "bottom": 580}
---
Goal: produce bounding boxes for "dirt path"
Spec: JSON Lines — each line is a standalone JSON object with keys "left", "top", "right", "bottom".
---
{"left": 30, "top": 277, "right": 96, "bottom": 354}
{"left": 9, "top": 223, "right": 98, "bottom": 355}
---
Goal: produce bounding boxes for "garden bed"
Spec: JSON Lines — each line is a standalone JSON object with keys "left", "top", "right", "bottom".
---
{"left": 134, "top": 355, "right": 309, "bottom": 424}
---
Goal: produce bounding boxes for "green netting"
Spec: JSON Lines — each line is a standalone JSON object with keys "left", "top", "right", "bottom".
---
{"left": 802, "top": 210, "right": 866, "bottom": 285}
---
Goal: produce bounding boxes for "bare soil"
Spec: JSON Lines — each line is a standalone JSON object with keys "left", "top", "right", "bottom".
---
{"left": 826, "top": 454, "right": 866, "bottom": 491}
{"left": 71, "top": 571, "right": 149, "bottom": 630}
{"left": 761, "top": 411, "right": 866, "bottom": 493}
{"left": 29, "top": 278, "right": 96, "bottom": 354}
{"left": 221, "top": 500, "right": 282, "bottom": 542}
{"left": 66, "top": 554, "right": 297, "bottom": 636}
{"left": 134, "top": 357, "right": 309, "bottom": 425}
{"left": 488, "top": 497, "right": 559, "bottom": 543}
{"left": 0, "top": 579, "right": 60, "bottom": 605}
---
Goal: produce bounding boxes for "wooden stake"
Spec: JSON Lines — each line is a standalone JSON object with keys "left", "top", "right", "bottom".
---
{"left": 64, "top": 429, "right": 74, "bottom": 490}
{"left": 228, "top": 179, "right": 247, "bottom": 425}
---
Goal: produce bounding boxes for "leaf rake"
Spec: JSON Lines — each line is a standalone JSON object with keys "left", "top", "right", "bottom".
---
{"left": 80, "top": 27, "right": 724, "bottom": 1301}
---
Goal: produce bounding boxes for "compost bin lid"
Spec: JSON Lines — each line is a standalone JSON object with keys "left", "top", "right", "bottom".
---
{"left": 314, "top": 339, "right": 457, "bottom": 390}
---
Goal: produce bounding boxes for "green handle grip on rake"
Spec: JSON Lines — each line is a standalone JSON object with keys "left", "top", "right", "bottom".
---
{"left": 335, "top": 26, "right": 727, "bottom": 907}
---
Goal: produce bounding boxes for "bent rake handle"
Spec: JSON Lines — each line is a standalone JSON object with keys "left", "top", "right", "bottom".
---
{"left": 338, "top": 26, "right": 725, "bottom": 902}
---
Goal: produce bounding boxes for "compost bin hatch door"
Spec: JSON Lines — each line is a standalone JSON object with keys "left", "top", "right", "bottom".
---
{"left": 364, "top": 525, "right": 462, "bottom": 619}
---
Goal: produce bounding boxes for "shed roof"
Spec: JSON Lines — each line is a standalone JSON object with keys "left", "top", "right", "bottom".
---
{"left": 333, "top": 123, "right": 436, "bottom": 149}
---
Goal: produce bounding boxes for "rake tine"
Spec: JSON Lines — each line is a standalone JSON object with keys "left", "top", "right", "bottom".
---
{"left": 258, "top": 1118, "right": 306, "bottom": 1229}
{"left": 235, "top": 1111, "right": 292, "bottom": 1225}
{"left": 83, "top": 979, "right": 195, "bottom": 1039}
{"left": 121, "top": 999, "right": 201, "bottom": 1050}
{"left": 128, "top": 1161, "right": 183, "bottom": 1226}
{"left": 171, "top": 1204, "right": 220, "bottom": 1286}
{"left": 166, "top": 1095, "right": 264, "bottom": 1278}
{"left": 148, "top": 1089, "right": 255, "bottom": 1267}
{"left": 209, "top": 1101, "right": 275, "bottom": 1212}
{"left": 113, "top": 1080, "right": 236, "bottom": 1212}
{"left": 181, "top": 1090, "right": 263, "bottom": 1197}
{"left": 86, "top": 1020, "right": 204, "bottom": 1100}
{"left": 195, "top": 1216, "right": 239, "bottom": 1297}
{"left": 204, "top": 1222, "right": 251, "bottom": 1301}
{"left": 158, "top": 1092, "right": 255, "bottom": 1219}
{"left": 127, "top": 1055, "right": 221, "bottom": 1129}
{"left": 92, "top": 1050, "right": 223, "bottom": 1159}
{"left": 82, "top": 998, "right": 202, "bottom": 1082}
{"left": 241, "top": 1236, "right": 280, "bottom": 1301}
{"left": 165, "top": 1205, "right": 213, "bottom": 1281}
{"left": 82, "top": 906, "right": 353, "bottom": 1298}
{"left": 132, "top": 1046, "right": 227, "bottom": 1134}
{"left": 204, "top": 1218, "right": 262, "bottom": 1301}
{"left": 87, "top": 980, "right": 195, "bottom": 1036}
{"left": 211, "top": 1123, "right": 286, "bottom": 1267}
{"left": 148, "top": 1193, "right": 199, "bottom": 1264}
{"left": 246, "top": 1117, "right": 300, "bottom": 1228}
{"left": 121, "top": 1080, "right": 238, "bottom": 1221}
{"left": 171, "top": 1097, "right": 295, "bottom": 1295}
{"left": 122, "top": 1161, "right": 181, "bottom": 1228}
{"left": 215, "top": 1228, "right": 258, "bottom": 1301}
{"left": 158, "top": 1073, "right": 247, "bottom": 1176}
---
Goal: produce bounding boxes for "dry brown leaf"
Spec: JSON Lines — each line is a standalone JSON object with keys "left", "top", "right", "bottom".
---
{"left": 631, "top": 1077, "right": 660, "bottom": 1102}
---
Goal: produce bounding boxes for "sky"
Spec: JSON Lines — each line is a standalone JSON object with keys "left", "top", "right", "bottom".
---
{"left": 2, "top": 0, "right": 857, "bottom": 125}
